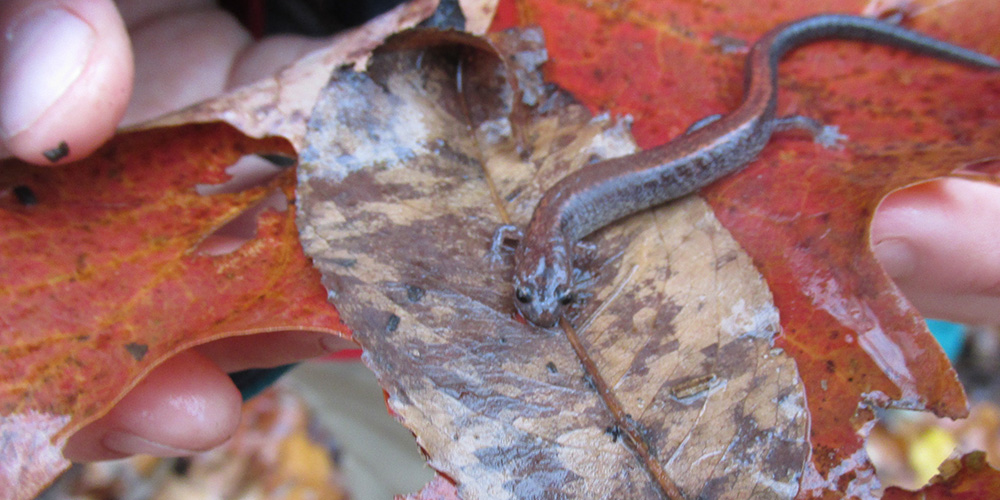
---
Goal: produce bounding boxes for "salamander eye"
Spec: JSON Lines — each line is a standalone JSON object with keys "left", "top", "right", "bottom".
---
{"left": 515, "top": 286, "right": 534, "bottom": 304}
{"left": 555, "top": 287, "right": 575, "bottom": 306}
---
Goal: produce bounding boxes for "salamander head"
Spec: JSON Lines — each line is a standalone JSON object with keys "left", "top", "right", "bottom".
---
{"left": 512, "top": 241, "right": 575, "bottom": 328}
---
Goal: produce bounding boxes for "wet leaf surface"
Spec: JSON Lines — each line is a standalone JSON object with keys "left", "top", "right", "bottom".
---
{"left": 298, "top": 28, "right": 808, "bottom": 499}
{"left": 0, "top": 124, "right": 346, "bottom": 500}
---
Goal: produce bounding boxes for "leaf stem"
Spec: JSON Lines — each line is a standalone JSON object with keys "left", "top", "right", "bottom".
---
{"left": 559, "top": 317, "right": 686, "bottom": 500}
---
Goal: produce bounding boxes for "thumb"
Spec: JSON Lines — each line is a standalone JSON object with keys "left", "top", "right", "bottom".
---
{"left": 0, "top": 0, "right": 133, "bottom": 165}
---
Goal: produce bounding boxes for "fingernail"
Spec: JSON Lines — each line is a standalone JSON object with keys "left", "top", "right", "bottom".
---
{"left": 874, "top": 238, "right": 917, "bottom": 279}
{"left": 103, "top": 431, "right": 197, "bottom": 457}
{"left": 0, "top": 7, "right": 95, "bottom": 138}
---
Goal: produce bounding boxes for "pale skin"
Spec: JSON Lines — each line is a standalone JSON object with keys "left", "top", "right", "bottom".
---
{"left": 1, "top": 0, "right": 997, "bottom": 462}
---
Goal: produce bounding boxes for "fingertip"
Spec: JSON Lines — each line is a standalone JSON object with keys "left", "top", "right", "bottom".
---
{"left": 63, "top": 350, "right": 242, "bottom": 462}
{"left": 0, "top": 0, "right": 132, "bottom": 165}
{"left": 870, "top": 184, "right": 932, "bottom": 281}
{"left": 872, "top": 178, "right": 1000, "bottom": 323}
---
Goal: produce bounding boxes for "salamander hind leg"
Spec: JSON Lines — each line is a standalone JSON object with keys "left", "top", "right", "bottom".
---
{"left": 772, "top": 114, "right": 848, "bottom": 149}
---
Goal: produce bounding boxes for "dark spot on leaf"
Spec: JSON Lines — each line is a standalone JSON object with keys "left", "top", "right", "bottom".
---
{"left": 605, "top": 425, "right": 622, "bottom": 442}
{"left": 76, "top": 254, "right": 88, "bottom": 274}
{"left": 13, "top": 185, "right": 37, "bottom": 206}
{"left": 406, "top": 284, "right": 426, "bottom": 302}
{"left": 428, "top": 137, "right": 478, "bottom": 167}
{"left": 43, "top": 141, "right": 69, "bottom": 162}
{"left": 714, "top": 250, "right": 738, "bottom": 269}
{"left": 332, "top": 258, "right": 357, "bottom": 268}
{"left": 504, "top": 186, "right": 523, "bottom": 202}
{"left": 124, "top": 343, "right": 148, "bottom": 361}
{"left": 826, "top": 359, "right": 835, "bottom": 373}
{"left": 545, "top": 361, "right": 557, "bottom": 374}
{"left": 386, "top": 314, "right": 400, "bottom": 333}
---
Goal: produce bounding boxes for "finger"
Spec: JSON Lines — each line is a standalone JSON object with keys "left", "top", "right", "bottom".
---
{"left": 872, "top": 178, "right": 1000, "bottom": 324}
{"left": 62, "top": 349, "right": 242, "bottom": 462}
{"left": 0, "top": 0, "right": 132, "bottom": 164}
{"left": 227, "top": 34, "right": 333, "bottom": 88}
{"left": 195, "top": 331, "right": 354, "bottom": 373}
{"left": 122, "top": 7, "right": 251, "bottom": 125}
{"left": 122, "top": 5, "right": 332, "bottom": 125}
{"left": 114, "top": 0, "right": 215, "bottom": 28}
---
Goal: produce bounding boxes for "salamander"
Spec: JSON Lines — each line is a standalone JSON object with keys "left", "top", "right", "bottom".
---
{"left": 503, "top": 14, "right": 1000, "bottom": 327}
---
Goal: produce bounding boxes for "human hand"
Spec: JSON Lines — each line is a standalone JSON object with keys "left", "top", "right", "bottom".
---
{"left": 0, "top": 0, "right": 352, "bottom": 461}
{"left": 873, "top": 178, "right": 1000, "bottom": 326}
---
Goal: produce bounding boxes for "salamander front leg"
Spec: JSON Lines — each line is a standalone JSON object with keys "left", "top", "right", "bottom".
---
{"left": 488, "top": 224, "right": 523, "bottom": 264}
{"left": 772, "top": 115, "right": 848, "bottom": 149}
{"left": 572, "top": 240, "right": 599, "bottom": 262}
